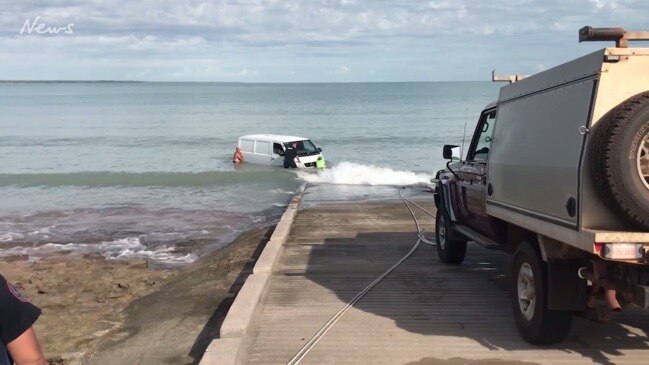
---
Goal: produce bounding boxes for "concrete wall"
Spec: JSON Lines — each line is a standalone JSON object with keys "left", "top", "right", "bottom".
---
{"left": 200, "top": 183, "right": 306, "bottom": 365}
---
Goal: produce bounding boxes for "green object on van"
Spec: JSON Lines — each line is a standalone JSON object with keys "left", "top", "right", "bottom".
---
{"left": 316, "top": 156, "right": 326, "bottom": 169}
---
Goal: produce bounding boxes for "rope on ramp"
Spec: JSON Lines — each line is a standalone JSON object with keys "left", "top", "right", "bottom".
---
{"left": 286, "top": 187, "right": 436, "bottom": 365}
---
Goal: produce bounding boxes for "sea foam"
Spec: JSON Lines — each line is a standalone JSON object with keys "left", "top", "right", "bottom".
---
{"left": 0, "top": 237, "right": 197, "bottom": 265}
{"left": 297, "top": 161, "right": 432, "bottom": 186}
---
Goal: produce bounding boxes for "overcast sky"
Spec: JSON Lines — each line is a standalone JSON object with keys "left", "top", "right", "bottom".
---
{"left": 1, "top": 0, "right": 648, "bottom": 82}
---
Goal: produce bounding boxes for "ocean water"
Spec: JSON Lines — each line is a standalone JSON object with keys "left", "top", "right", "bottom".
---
{"left": 0, "top": 82, "right": 499, "bottom": 265}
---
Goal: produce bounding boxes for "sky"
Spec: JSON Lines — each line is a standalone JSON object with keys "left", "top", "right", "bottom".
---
{"left": 1, "top": 0, "right": 648, "bottom": 82}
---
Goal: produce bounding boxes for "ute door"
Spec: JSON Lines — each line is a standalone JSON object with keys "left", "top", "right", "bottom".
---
{"left": 456, "top": 109, "right": 497, "bottom": 238}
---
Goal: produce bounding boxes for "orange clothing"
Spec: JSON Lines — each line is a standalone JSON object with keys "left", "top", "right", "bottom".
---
{"left": 233, "top": 149, "right": 243, "bottom": 163}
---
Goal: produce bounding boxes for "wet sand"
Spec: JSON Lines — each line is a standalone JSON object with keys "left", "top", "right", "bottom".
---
{"left": 0, "top": 255, "right": 175, "bottom": 363}
{"left": 0, "top": 225, "right": 273, "bottom": 364}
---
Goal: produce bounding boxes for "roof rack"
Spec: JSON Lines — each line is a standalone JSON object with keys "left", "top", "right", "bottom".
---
{"left": 579, "top": 26, "right": 649, "bottom": 48}
{"left": 491, "top": 70, "right": 529, "bottom": 84}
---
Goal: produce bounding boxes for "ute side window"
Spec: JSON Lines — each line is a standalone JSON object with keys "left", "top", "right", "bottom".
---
{"left": 273, "top": 143, "right": 284, "bottom": 155}
{"left": 468, "top": 111, "right": 496, "bottom": 162}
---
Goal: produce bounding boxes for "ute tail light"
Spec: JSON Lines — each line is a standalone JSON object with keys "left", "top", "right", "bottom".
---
{"left": 593, "top": 242, "right": 603, "bottom": 255}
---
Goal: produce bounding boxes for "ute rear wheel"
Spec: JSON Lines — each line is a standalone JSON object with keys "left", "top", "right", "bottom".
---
{"left": 435, "top": 209, "right": 467, "bottom": 265}
{"left": 511, "top": 242, "right": 572, "bottom": 344}
{"left": 591, "top": 92, "right": 649, "bottom": 229}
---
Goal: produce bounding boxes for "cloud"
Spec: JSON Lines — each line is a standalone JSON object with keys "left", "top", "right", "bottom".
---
{"left": 588, "top": 0, "right": 619, "bottom": 9}
{"left": 237, "top": 68, "right": 257, "bottom": 76}
{"left": 2, "top": 0, "right": 649, "bottom": 81}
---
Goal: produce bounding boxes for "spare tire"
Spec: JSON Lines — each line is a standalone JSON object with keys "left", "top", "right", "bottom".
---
{"left": 591, "top": 92, "right": 649, "bottom": 230}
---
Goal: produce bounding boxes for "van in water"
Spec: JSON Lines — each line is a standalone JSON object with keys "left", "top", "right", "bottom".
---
{"left": 237, "top": 134, "right": 325, "bottom": 168}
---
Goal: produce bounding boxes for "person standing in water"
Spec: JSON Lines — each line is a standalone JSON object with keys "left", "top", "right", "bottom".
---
{"left": 283, "top": 142, "right": 300, "bottom": 168}
{"left": 232, "top": 146, "right": 243, "bottom": 164}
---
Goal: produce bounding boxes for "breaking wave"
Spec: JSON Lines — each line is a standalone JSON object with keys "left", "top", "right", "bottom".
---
{"left": 297, "top": 162, "right": 432, "bottom": 186}
{"left": 0, "top": 237, "right": 197, "bottom": 264}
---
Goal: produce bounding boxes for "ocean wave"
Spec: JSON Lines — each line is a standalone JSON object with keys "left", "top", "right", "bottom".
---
{"left": 268, "top": 188, "right": 295, "bottom": 194}
{"left": 0, "top": 226, "right": 53, "bottom": 243}
{"left": 0, "top": 170, "right": 293, "bottom": 187}
{"left": 0, "top": 232, "right": 25, "bottom": 242}
{"left": 0, "top": 237, "right": 197, "bottom": 264}
{"left": 297, "top": 161, "right": 432, "bottom": 186}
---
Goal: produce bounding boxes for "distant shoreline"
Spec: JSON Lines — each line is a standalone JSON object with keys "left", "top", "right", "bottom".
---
{"left": 0, "top": 80, "right": 144, "bottom": 84}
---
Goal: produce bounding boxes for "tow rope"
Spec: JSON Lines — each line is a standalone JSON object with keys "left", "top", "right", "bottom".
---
{"left": 286, "top": 187, "right": 436, "bottom": 365}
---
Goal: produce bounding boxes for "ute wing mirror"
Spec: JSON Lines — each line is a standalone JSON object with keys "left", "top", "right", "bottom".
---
{"left": 318, "top": 147, "right": 322, "bottom": 152}
{"left": 442, "top": 144, "right": 463, "bottom": 181}
{"left": 443, "top": 144, "right": 461, "bottom": 160}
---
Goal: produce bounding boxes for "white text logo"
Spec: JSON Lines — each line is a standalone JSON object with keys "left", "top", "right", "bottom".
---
{"left": 20, "top": 16, "right": 75, "bottom": 35}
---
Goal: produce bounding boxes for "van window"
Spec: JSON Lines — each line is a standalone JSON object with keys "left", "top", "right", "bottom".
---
{"left": 240, "top": 139, "right": 254, "bottom": 152}
{"left": 285, "top": 140, "right": 319, "bottom": 156}
{"left": 273, "top": 143, "right": 284, "bottom": 155}
{"left": 255, "top": 141, "right": 270, "bottom": 155}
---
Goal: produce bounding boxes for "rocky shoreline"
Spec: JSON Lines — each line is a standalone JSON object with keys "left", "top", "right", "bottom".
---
{"left": 0, "top": 225, "right": 274, "bottom": 364}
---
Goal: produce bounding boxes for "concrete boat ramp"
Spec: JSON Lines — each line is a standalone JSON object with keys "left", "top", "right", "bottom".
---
{"left": 202, "top": 186, "right": 649, "bottom": 365}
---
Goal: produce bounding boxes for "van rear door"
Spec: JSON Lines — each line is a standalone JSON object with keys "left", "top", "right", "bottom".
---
{"left": 253, "top": 140, "right": 272, "bottom": 165}
{"left": 239, "top": 138, "right": 255, "bottom": 162}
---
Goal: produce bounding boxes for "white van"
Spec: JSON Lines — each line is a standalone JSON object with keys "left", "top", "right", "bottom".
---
{"left": 237, "top": 134, "right": 324, "bottom": 168}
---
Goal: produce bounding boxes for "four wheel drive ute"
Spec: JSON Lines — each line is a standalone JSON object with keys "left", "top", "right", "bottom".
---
{"left": 433, "top": 26, "right": 649, "bottom": 345}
